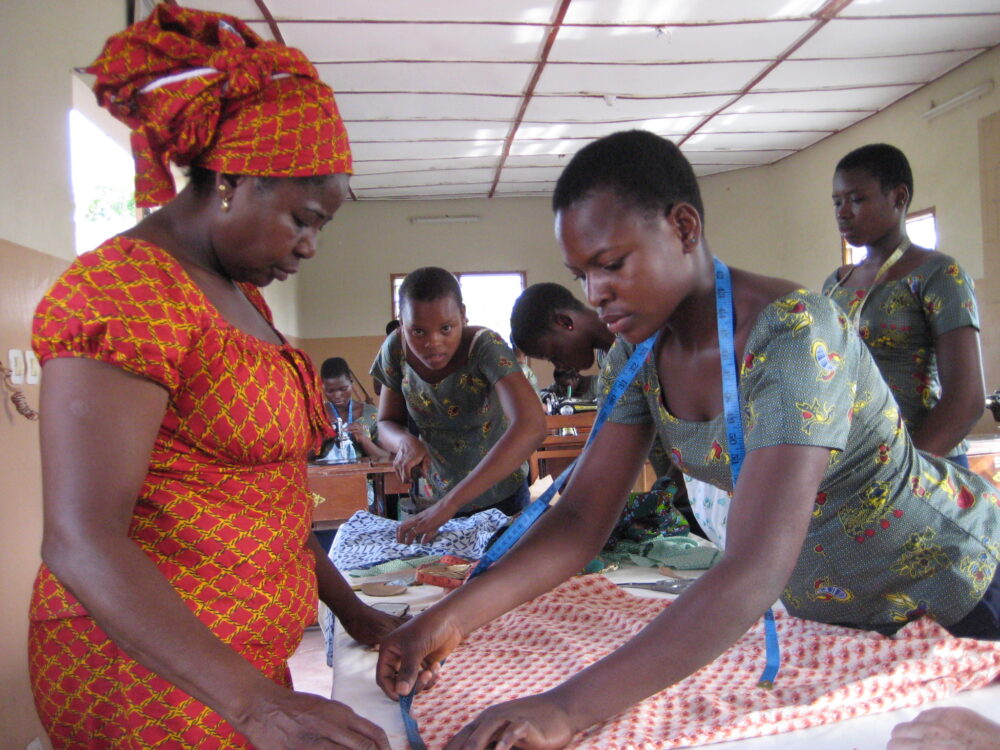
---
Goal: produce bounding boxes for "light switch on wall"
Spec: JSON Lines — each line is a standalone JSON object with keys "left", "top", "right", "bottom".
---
{"left": 25, "top": 350, "right": 39, "bottom": 384}
{"left": 7, "top": 349, "right": 25, "bottom": 384}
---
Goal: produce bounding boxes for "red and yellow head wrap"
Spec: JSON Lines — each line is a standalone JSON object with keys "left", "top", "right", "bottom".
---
{"left": 85, "top": 5, "right": 351, "bottom": 207}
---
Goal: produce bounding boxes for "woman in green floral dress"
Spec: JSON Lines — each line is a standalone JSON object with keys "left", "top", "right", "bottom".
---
{"left": 372, "top": 267, "right": 546, "bottom": 545}
{"left": 825, "top": 143, "right": 985, "bottom": 465}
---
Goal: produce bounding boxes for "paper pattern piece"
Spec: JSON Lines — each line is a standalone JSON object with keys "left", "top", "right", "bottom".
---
{"left": 412, "top": 575, "right": 1000, "bottom": 749}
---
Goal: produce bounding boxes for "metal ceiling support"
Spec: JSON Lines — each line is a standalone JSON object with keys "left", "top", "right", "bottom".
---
{"left": 487, "top": 0, "right": 573, "bottom": 199}
{"left": 253, "top": 0, "right": 284, "bottom": 45}
{"left": 679, "top": 0, "right": 854, "bottom": 148}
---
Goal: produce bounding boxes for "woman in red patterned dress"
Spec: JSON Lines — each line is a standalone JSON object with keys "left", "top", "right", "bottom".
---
{"left": 29, "top": 8, "right": 398, "bottom": 749}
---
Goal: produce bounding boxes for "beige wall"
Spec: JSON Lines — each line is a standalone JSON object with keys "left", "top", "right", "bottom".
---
{"left": 0, "top": 2, "right": 124, "bottom": 745}
{"left": 0, "top": 241, "right": 69, "bottom": 748}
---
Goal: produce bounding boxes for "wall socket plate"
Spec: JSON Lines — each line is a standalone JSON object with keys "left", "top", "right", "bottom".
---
{"left": 7, "top": 348, "right": 25, "bottom": 384}
{"left": 24, "top": 350, "right": 39, "bottom": 384}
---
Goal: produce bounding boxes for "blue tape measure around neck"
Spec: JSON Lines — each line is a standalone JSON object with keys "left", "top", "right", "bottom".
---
{"left": 398, "top": 334, "right": 656, "bottom": 747}
{"left": 713, "top": 258, "right": 780, "bottom": 689}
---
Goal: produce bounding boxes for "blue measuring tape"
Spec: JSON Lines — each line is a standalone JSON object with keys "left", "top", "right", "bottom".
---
{"left": 399, "top": 335, "right": 656, "bottom": 747}
{"left": 713, "top": 258, "right": 780, "bottom": 689}
{"left": 467, "top": 334, "right": 657, "bottom": 580}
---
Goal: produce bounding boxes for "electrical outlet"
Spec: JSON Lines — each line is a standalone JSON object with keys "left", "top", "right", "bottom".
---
{"left": 7, "top": 349, "right": 25, "bottom": 384}
{"left": 24, "top": 350, "right": 39, "bottom": 384}
{"left": 27, "top": 738, "right": 44, "bottom": 750}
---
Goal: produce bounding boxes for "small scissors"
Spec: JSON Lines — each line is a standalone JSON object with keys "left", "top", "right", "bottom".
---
{"left": 616, "top": 578, "right": 696, "bottom": 595}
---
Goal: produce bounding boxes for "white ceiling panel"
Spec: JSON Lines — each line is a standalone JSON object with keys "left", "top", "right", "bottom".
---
{"left": 684, "top": 130, "right": 829, "bottom": 151}
{"left": 842, "top": 0, "right": 1000, "bottom": 17}
{"left": 517, "top": 118, "right": 700, "bottom": 139}
{"left": 355, "top": 157, "right": 503, "bottom": 175}
{"left": 536, "top": 61, "right": 770, "bottom": 97}
{"left": 356, "top": 183, "right": 496, "bottom": 198}
{"left": 682, "top": 149, "right": 797, "bottom": 165}
{"left": 181, "top": 0, "right": 263, "bottom": 20}
{"left": 335, "top": 93, "right": 520, "bottom": 121}
{"left": 762, "top": 51, "right": 979, "bottom": 90}
{"left": 315, "top": 62, "right": 533, "bottom": 95}
{"left": 500, "top": 165, "right": 573, "bottom": 182}
{"left": 733, "top": 84, "right": 921, "bottom": 112}
{"left": 347, "top": 121, "right": 513, "bottom": 142}
{"left": 162, "top": 2, "right": 1000, "bottom": 200}
{"left": 795, "top": 17, "right": 1000, "bottom": 58}
{"left": 280, "top": 22, "right": 548, "bottom": 62}
{"left": 504, "top": 153, "right": 578, "bottom": 169}
{"left": 353, "top": 140, "right": 505, "bottom": 161}
{"left": 692, "top": 164, "right": 746, "bottom": 176}
{"left": 562, "top": 0, "right": 828, "bottom": 24}
{"left": 508, "top": 138, "right": 591, "bottom": 157}
{"left": 267, "top": 0, "right": 560, "bottom": 23}
{"left": 351, "top": 168, "right": 498, "bottom": 190}
{"left": 704, "top": 110, "right": 868, "bottom": 133}
{"left": 524, "top": 94, "right": 733, "bottom": 122}
{"left": 549, "top": 22, "right": 811, "bottom": 63}
{"left": 493, "top": 184, "right": 558, "bottom": 196}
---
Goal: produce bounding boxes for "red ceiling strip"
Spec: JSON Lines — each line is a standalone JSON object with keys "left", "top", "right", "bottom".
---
{"left": 253, "top": 0, "right": 284, "bottom": 45}
{"left": 487, "top": 0, "right": 573, "bottom": 199}
{"left": 678, "top": 0, "right": 854, "bottom": 147}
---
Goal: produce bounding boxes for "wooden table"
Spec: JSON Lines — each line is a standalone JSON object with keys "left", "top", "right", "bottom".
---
{"left": 307, "top": 460, "right": 409, "bottom": 529}
{"left": 528, "top": 412, "right": 594, "bottom": 482}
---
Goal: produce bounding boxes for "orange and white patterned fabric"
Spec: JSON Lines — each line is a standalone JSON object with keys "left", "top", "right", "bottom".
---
{"left": 86, "top": 5, "right": 351, "bottom": 206}
{"left": 412, "top": 576, "right": 1000, "bottom": 750}
{"left": 29, "top": 236, "right": 330, "bottom": 748}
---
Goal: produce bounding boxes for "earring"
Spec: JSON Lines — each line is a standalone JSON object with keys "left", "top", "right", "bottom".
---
{"left": 218, "top": 184, "right": 231, "bottom": 212}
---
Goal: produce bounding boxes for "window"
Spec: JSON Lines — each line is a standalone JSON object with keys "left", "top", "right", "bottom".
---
{"left": 391, "top": 271, "right": 526, "bottom": 345}
{"left": 842, "top": 208, "right": 937, "bottom": 265}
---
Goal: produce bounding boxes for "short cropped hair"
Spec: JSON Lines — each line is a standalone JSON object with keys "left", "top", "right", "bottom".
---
{"left": 510, "top": 283, "right": 584, "bottom": 352}
{"left": 836, "top": 143, "right": 914, "bottom": 204}
{"left": 552, "top": 130, "right": 704, "bottom": 222}
{"left": 320, "top": 357, "right": 350, "bottom": 380}
{"left": 397, "top": 267, "right": 463, "bottom": 310}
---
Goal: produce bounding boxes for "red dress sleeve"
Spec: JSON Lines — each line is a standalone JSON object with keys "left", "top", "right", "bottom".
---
{"left": 32, "top": 237, "right": 206, "bottom": 393}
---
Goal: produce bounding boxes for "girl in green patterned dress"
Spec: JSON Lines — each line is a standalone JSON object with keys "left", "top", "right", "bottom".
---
{"left": 825, "top": 143, "right": 985, "bottom": 465}
{"left": 372, "top": 267, "right": 546, "bottom": 545}
{"left": 375, "top": 131, "right": 1000, "bottom": 750}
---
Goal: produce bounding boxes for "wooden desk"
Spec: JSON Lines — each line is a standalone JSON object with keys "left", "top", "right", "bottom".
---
{"left": 308, "top": 460, "right": 409, "bottom": 529}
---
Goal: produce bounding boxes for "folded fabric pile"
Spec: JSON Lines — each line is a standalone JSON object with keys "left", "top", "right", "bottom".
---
{"left": 329, "top": 509, "right": 510, "bottom": 571}
{"left": 411, "top": 575, "right": 1000, "bottom": 750}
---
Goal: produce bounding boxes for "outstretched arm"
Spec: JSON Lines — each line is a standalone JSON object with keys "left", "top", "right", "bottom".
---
{"left": 40, "top": 358, "right": 388, "bottom": 750}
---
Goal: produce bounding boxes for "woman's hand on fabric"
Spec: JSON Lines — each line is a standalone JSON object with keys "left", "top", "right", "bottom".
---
{"left": 442, "top": 694, "right": 576, "bottom": 750}
{"left": 392, "top": 435, "right": 430, "bottom": 483}
{"left": 396, "top": 502, "right": 453, "bottom": 544}
{"left": 376, "top": 610, "right": 464, "bottom": 700}
{"left": 238, "top": 688, "right": 391, "bottom": 750}
{"left": 340, "top": 601, "right": 409, "bottom": 648}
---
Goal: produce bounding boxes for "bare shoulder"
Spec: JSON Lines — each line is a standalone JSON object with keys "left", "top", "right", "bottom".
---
{"left": 732, "top": 267, "right": 804, "bottom": 308}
